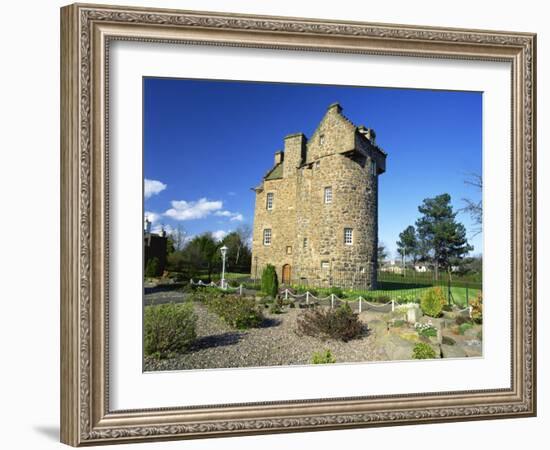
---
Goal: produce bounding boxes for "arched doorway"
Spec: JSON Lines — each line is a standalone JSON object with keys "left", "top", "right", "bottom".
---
{"left": 282, "top": 264, "right": 292, "bottom": 284}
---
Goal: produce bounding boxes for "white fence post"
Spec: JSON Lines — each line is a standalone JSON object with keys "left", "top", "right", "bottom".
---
{"left": 359, "top": 296, "right": 362, "bottom": 313}
{"left": 392, "top": 299, "right": 395, "bottom": 312}
{"left": 331, "top": 294, "right": 334, "bottom": 309}
{"left": 306, "top": 291, "right": 309, "bottom": 304}
{"left": 284, "top": 289, "right": 288, "bottom": 300}
{"left": 239, "top": 284, "right": 243, "bottom": 296}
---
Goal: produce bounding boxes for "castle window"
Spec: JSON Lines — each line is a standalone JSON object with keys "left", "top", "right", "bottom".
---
{"left": 319, "top": 134, "right": 325, "bottom": 145}
{"left": 324, "top": 186, "right": 333, "bottom": 204}
{"left": 371, "top": 160, "right": 377, "bottom": 176}
{"left": 344, "top": 228, "right": 353, "bottom": 245}
{"left": 321, "top": 261, "right": 330, "bottom": 270}
{"left": 286, "top": 246, "right": 292, "bottom": 255}
{"left": 266, "top": 192, "right": 274, "bottom": 210}
{"left": 303, "top": 237, "right": 308, "bottom": 249}
{"left": 263, "top": 229, "right": 272, "bottom": 246}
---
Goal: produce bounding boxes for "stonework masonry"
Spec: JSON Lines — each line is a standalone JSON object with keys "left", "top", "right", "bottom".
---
{"left": 251, "top": 103, "right": 387, "bottom": 289}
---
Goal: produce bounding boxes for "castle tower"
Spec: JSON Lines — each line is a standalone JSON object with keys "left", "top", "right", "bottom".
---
{"left": 251, "top": 103, "right": 386, "bottom": 289}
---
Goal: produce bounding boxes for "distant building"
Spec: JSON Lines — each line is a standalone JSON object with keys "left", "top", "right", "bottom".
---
{"left": 251, "top": 103, "right": 387, "bottom": 288}
{"left": 144, "top": 218, "right": 168, "bottom": 276}
{"left": 414, "top": 264, "right": 429, "bottom": 273}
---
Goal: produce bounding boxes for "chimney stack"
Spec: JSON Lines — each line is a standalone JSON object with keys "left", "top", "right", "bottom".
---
{"left": 274, "top": 151, "right": 284, "bottom": 165}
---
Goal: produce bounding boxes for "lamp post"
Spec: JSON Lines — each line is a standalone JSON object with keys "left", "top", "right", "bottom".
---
{"left": 220, "top": 245, "right": 228, "bottom": 290}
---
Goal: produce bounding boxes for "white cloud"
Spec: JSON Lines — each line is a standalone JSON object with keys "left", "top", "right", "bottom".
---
{"left": 164, "top": 198, "right": 223, "bottom": 221}
{"left": 215, "top": 210, "right": 244, "bottom": 222}
{"left": 151, "top": 223, "right": 173, "bottom": 235}
{"left": 212, "top": 230, "right": 228, "bottom": 242}
{"left": 144, "top": 211, "right": 160, "bottom": 223}
{"left": 227, "top": 191, "right": 237, "bottom": 196}
{"left": 144, "top": 179, "right": 167, "bottom": 199}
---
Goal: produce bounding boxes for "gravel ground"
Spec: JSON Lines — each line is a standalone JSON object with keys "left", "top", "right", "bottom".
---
{"left": 144, "top": 302, "right": 382, "bottom": 371}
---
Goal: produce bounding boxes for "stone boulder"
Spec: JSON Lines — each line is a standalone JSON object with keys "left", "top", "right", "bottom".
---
{"left": 441, "top": 344, "right": 467, "bottom": 358}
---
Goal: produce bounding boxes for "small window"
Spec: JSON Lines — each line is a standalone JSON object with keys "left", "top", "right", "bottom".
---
{"left": 286, "top": 246, "right": 292, "bottom": 255}
{"left": 344, "top": 228, "right": 353, "bottom": 245}
{"left": 371, "top": 160, "right": 376, "bottom": 176}
{"left": 315, "top": 160, "right": 320, "bottom": 169}
{"left": 319, "top": 134, "right": 325, "bottom": 145}
{"left": 266, "top": 192, "right": 274, "bottom": 210}
{"left": 303, "top": 237, "right": 308, "bottom": 249}
{"left": 263, "top": 229, "right": 272, "bottom": 246}
{"left": 321, "top": 261, "right": 330, "bottom": 270}
{"left": 324, "top": 186, "right": 333, "bottom": 204}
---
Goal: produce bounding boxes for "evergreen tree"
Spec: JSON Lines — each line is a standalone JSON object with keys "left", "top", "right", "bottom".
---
{"left": 415, "top": 193, "right": 473, "bottom": 279}
{"left": 396, "top": 225, "right": 419, "bottom": 268}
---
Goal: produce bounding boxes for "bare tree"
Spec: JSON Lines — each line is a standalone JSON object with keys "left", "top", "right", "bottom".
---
{"left": 234, "top": 224, "right": 252, "bottom": 265}
{"left": 169, "top": 225, "right": 188, "bottom": 251}
{"left": 461, "top": 173, "right": 482, "bottom": 236}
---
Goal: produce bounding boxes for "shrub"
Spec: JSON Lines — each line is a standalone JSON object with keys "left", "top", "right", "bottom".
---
{"left": 294, "top": 285, "right": 318, "bottom": 297}
{"left": 459, "top": 322, "right": 474, "bottom": 335}
{"left": 296, "top": 303, "right": 363, "bottom": 342}
{"left": 144, "top": 302, "right": 197, "bottom": 359}
{"left": 412, "top": 342, "right": 437, "bottom": 359}
{"left": 374, "top": 295, "right": 391, "bottom": 304}
{"left": 145, "top": 257, "right": 161, "bottom": 278}
{"left": 207, "top": 295, "right": 264, "bottom": 329}
{"left": 261, "top": 265, "right": 279, "bottom": 298}
{"left": 311, "top": 349, "right": 336, "bottom": 364}
{"left": 329, "top": 287, "right": 344, "bottom": 298}
{"left": 442, "top": 336, "right": 456, "bottom": 345}
{"left": 269, "top": 301, "right": 283, "bottom": 314}
{"left": 414, "top": 322, "right": 438, "bottom": 338}
{"left": 470, "top": 292, "right": 483, "bottom": 324}
{"left": 420, "top": 287, "right": 446, "bottom": 318}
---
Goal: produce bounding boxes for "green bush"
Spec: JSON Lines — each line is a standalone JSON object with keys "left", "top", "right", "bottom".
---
{"left": 296, "top": 303, "right": 363, "bottom": 342}
{"left": 470, "top": 292, "right": 483, "bottom": 324}
{"left": 261, "top": 265, "right": 279, "bottom": 298}
{"left": 329, "top": 287, "right": 344, "bottom": 298}
{"left": 420, "top": 287, "right": 446, "bottom": 318}
{"left": 294, "top": 285, "right": 319, "bottom": 297}
{"left": 414, "top": 322, "right": 438, "bottom": 338}
{"left": 145, "top": 257, "right": 161, "bottom": 278}
{"left": 412, "top": 342, "right": 437, "bottom": 359}
{"left": 459, "top": 322, "right": 474, "bottom": 335}
{"left": 207, "top": 295, "right": 264, "bottom": 329}
{"left": 311, "top": 349, "right": 336, "bottom": 364}
{"left": 269, "top": 301, "right": 283, "bottom": 314}
{"left": 144, "top": 302, "right": 197, "bottom": 359}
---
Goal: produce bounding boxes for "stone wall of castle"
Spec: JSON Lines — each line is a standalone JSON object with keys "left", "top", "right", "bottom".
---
{"left": 251, "top": 103, "right": 386, "bottom": 289}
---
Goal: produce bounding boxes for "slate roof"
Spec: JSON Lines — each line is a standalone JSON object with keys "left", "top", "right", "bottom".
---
{"left": 264, "top": 162, "right": 284, "bottom": 180}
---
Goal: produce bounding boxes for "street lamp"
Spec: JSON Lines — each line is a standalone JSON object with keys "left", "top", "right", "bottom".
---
{"left": 220, "top": 245, "right": 228, "bottom": 290}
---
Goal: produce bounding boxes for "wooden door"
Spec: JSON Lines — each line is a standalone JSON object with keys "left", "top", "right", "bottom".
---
{"left": 282, "top": 264, "right": 291, "bottom": 284}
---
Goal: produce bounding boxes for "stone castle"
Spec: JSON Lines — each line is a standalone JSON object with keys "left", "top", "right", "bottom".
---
{"left": 251, "top": 103, "right": 387, "bottom": 289}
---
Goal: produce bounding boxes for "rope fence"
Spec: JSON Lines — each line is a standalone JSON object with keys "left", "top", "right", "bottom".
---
{"left": 188, "top": 281, "right": 473, "bottom": 318}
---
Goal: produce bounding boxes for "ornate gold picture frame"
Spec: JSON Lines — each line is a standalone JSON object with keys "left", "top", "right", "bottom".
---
{"left": 60, "top": 3, "right": 536, "bottom": 446}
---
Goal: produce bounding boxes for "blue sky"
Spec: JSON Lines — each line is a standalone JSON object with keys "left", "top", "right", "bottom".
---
{"left": 143, "top": 78, "right": 482, "bottom": 257}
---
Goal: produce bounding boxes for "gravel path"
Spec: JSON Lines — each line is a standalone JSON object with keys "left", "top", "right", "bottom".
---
{"left": 144, "top": 302, "right": 382, "bottom": 371}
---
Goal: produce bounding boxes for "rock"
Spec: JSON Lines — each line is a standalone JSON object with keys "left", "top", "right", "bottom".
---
{"left": 406, "top": 306, "right": 423, "bottom": 324}
{"left": 463, "top": 327, "right": 481, "bottom": 339}
{"left": 368, "top": 319, "right": 387, "bottom": 336}
{"left": 463, "top": 343, "right": 482, "bottom": 357}
{"left": 442, "top": 335, "right": 456, "bottom": 345}
{"left": 441, "top": 344, "right": 467, "bottom": 358}
{"left": 379, "top": 334, "right": 416, "bottom": 361}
